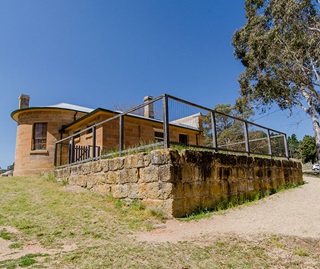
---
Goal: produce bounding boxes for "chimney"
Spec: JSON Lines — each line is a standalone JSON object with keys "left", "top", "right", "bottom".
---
{"left": 143, "top": 95, "right": 154, "bottom": 118}
{"left": 19, "top": 94, "right": 30, "bottom": 109}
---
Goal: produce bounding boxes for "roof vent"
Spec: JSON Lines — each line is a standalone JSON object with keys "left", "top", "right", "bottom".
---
{"left": 19, "top": 94, "right": 30, "bottom": 109}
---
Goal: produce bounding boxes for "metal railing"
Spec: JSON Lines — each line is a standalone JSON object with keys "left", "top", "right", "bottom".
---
{"left": 54, "top": 94, "right": 289, "bottom": 167}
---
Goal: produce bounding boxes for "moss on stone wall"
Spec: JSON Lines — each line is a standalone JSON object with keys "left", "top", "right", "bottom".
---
{"left": 55, "top": 149, "right": 303, "bottom": 218}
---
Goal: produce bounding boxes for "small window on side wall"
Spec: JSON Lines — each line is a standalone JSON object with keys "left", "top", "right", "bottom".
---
{"left": 33, "top": 123, "right": 47, "bottom": 150}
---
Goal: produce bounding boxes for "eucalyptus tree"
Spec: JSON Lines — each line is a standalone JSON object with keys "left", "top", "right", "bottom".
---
{"left": 232, "top": 0, "right": 320, "bottom": 159}
{"left": 202, "top": 103, "right": 254, "bottom": 150}
{"left": 287, "top": 134, "right": 301, "bottom": 158}
{"left": 299, "top": 135, "right": 317, "bottom": 163}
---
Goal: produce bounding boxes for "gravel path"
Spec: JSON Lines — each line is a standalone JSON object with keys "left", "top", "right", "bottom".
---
{"left": 136, "top": 176, "right": 320, "bottom": 243}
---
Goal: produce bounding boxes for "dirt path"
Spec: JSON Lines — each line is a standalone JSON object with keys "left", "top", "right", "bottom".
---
{"left": 136, "top": 176, "right": 320, "bottom": 243}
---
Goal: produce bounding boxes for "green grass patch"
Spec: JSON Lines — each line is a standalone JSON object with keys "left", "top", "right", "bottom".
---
{"left": 183, "top": 208, "right": 213, "bottom": 221}
{"left": 0, "top": 229, "right": 12, "bottom": 240}
{"left": 8, "top": 243, "right": 22, "bottom": 249}
{"left": 294, "top": 247, "right": 309, "bottom": 257}
{"left": 0, "top": 253, "right": 49, "bottom": 269}
{"left": 0, "top": 176, "right": 317, "bottom": 269}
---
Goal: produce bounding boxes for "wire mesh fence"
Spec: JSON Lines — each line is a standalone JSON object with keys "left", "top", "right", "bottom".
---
{"left": 54, "top": 94, "right": 289, "bottom": 167}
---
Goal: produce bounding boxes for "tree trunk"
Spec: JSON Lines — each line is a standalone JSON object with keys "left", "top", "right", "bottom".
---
{"left": 310, "top": 109, "right": 320, "bottom": 162}
{"left": 302, "top": 89, "right": 320, "bottom": 161}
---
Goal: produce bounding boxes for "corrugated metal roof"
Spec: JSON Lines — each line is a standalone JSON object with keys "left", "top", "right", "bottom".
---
{"left": 46, "top": 103, "right": 94, "bottom": 113}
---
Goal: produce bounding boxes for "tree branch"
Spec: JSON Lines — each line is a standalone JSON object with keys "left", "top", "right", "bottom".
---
{"left": 311, "top": 60, "right": 320, "bottom": 85}
{"left": 309, "top": 27, "right": 320, "bottom": 33}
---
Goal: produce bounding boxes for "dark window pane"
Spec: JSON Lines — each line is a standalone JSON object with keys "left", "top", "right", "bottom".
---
{"left": 33, "top": 123, "right": 47, "bottom": 150}
{"left": 179, "top": 134, "right": 188, "bottom": 145}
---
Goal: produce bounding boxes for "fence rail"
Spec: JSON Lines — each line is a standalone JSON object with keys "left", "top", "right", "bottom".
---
{"left": 54, "top": 94, "right": 289, "bottom": 167}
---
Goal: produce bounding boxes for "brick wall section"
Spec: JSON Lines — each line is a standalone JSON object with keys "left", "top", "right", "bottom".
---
{"left": 67, "top": 112, "right": 202, "bottom": 155}
{"left": 54, "top": 149, "right": 303, "bottom": 218}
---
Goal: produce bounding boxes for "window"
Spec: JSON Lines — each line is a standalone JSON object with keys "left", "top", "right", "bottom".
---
{"left": 179, "top": 134, "right": 188, "bottom": 145}
{"left": 33, "top": 123, "right": 47, "bottom": 150}
{"left": 154, "top": 131, "right": 164, "bottom": 142}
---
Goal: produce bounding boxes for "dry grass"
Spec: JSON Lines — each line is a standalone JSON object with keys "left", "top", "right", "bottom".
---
{"left": 0, "top": 176, "right": 319, "bottom": 268}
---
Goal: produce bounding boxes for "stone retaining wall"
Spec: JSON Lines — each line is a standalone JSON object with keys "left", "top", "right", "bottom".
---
{"left": 54, "top": 149, "right": 303, "bottom": 217}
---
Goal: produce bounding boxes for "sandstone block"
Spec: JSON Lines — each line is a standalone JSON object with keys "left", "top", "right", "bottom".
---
{"left": 139, "top": 166, "right": 159, "bottom": 183}
{"left": 150, "top": 149, "right": 170, "bottom": 165}
{"left": 111, "top": 184, "right": 139, "bottom": 200}
{"left": 93, "top": 161, "right": 103, "bottom": 173}
{"left": 201, "top": 195, "right": 218, "bottom": 210}
{"left": 144, "top": 198, "right": 174, "bottom": 218}
{"left": 171, "top": 198, "right": 186, "bottom": 218}
{"left": 124, "top": 153, "right": 145, "bottom": 169}
{"left": 82, "top": 163, "right": 92, "bottom": 175}
{"left": 247, "top": 179, "right": 255, "bottom": 192}
{"left": 105, "top": 171, "right": 120, "bottom": 184}
{"left": 102, "top": 159, "right": 110, "bottom": 172}
{"left": 181, "top": 164, "right": 194, "bottom": 183}
{"left": 209, "top": 181, "right": 222, "bottom": 197}
{"left": 158, "top": 164, "right": 173, "bottom": 182}
{"left": 95, "top": 172, "right": 107, "bottom": 185}
{"left": 71, "top": 165, "right": 79, "bottom": 175}
{"left": 109, "top": 157, "right": 125, "bottom": 171}
{"left": 237, "top": 179, "right": 248, "bottom": 193}
{"left": 171, "top": 183, "right": 184, "bottom": 199}
{"left": 140, "top": 182, "right": 173, "bottom": 200}
{"left": 143, "top": 154, "right": 151, "bottom": 167}
{"left": 119, "top": 168, "right": 138, "bottom": 184}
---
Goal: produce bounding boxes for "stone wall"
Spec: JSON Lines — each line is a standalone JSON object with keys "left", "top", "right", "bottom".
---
{"left": 54, "top": 149, "right": 303, "bottom": 218}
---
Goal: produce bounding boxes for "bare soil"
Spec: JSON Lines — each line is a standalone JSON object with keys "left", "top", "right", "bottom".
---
{"left": 1, "top": 176, "right": 320, "bottom": 268}
{"left": 136, "top": 176, "right": 320, "bottom": 243}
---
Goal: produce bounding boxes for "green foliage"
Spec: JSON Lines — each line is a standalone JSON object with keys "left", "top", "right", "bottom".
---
{"left": 288, "top": 134, "right": 301, "bottom": 158}
{"left": 202, "top": 103, "right": 254, "bottom": 150}
{"left": 7, "top": 163, "right": 14, "bottom": 171}
{"left": 233, "top": 0, "right": 320, "bottom": 159}
{"left": 299, "top": 135, "right": 317, "bottom": 163}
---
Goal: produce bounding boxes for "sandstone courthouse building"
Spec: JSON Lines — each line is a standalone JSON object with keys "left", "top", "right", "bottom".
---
{"left": 11, "top": 94, "right": 203, "bottom": 176}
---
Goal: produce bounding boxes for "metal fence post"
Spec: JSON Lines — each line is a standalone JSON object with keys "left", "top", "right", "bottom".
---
{"left": 92, "top": 126, "right": 96, "bottom": 158}
{"left": 163, "top": 95, "right": 170, "bottom": 149}
{"left": 267, "top": 129, "right": 273, "bottom": 157}
{"left": 54, "top": 143, "right": 57, "bottom": 166}
{"left": 244, "top": 122, "right": 250, "bottom": 156}
{"left": 70, "top": 136, "right": 75, "bottom": 164}
{"left": 119, "top": 115, "right": 124, "bottom": 151}
{"left": 284, "top": 134, "right": 289, "bottom": 159}
{"left": 210, "top": 111, "right": 218, "bottom": 152}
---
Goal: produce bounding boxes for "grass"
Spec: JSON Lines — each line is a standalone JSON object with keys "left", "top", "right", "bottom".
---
{"left": 0, "top": 175, "right": 319, "bottom": 268}
{"left": 0, "top": 254, "right": 48, "bottom": 269}
{"left": 0, "top": 229, "right": 12, "bottom": 240}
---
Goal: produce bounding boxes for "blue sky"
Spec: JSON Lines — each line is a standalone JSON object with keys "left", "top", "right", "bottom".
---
{"left": 0, "top": 0, "right": 313, "bottom": 169}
